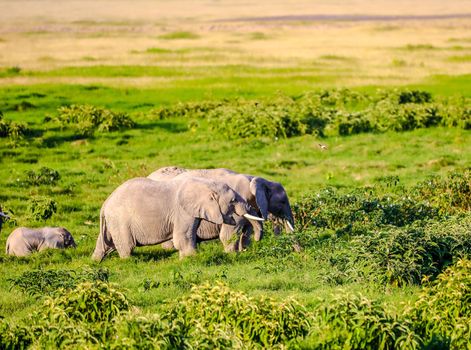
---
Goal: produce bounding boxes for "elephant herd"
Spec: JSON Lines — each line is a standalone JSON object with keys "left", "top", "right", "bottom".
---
{"left": 3, "top": 167, "right": 295, "bottom": 259}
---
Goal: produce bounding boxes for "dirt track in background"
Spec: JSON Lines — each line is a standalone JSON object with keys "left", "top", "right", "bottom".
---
{"left": 223, "top": 13, "right": 471, "bottom": 23}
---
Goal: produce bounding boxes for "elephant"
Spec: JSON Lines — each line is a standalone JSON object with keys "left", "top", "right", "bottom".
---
{"left": 0, "top": 208, "right": 9, "bottom": 233}
{"left": 6, "top": 227, "right": 76, "bottom": 257}
{"left": 91, "top": 176, "right": 263, "bottom": 261}
{"left": 147, "top": 166, "right": 295, "bottom": 249}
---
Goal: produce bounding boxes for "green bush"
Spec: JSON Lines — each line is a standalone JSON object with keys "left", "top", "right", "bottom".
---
{"left": 53, "top": 104, "right": 135, "bottom": 136}
{"left": 149, "top": 100, "right": 226, "bottom": 119}
{"left": 293, "top": 187, "right": 439, "bottom": 234}
{"left": 0, "top": 318, "right": 32, "bottom": 350}
{"left": 24, "top": 167, "right": 60, "bottom": 186}
{"left": 23, "top": 281, "right": 128, "bottom": 348}
{"left": 406, "top": 258, "right": 471, "bottom": 349}
{"left": 300, "top": 293, "right": 421, "bottom": 349}
{"left": 27, "top": 196, "right": 57, "bottom": 221}
{"left": 10, "top": 281, "right": 309, "bottom": 348}
{"left": 149, "top": 88, "right": 469, "bottom": 139}
{"left": 162, "top": 281, "right": 311, "bottom": 348}
{"left": 209, "top": 99, "right": 330, "bottom": 139}
{"left": 39, "top": 281, "right": 129, "bottom": 323}
{"left": 115, "top": 313, "right": 242, "bottom": 349}
{"left": 9, "top": 267, "right": 109, "bottom": 297}
{"left": 352, "top": 216, "right": 471, "bottom": 286}
{"left": 411, "top": 170, "right": 471, "bottom": 214}
{"left": 0, "top": 112, "right": 29, "bottom": 139}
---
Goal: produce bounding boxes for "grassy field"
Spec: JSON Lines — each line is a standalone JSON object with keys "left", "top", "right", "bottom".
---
{"left": 0, "top": 1, "right": 470, "bottom": 348}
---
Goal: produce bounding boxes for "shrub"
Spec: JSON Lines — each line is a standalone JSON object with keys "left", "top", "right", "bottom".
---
{"left": 208, "top": 101, "right": 328, "bottom": 139}
{"left": 406, "top": 258, "right": 471, "bottom": 349}
{"left": 165, "top": 281, "right": 311, "bottom": 348}
{"left": 9, "top": 267, "right": 109, "bottom": 297}
{"left": 39, "top": 281, "right": 129, "bottom": 323}
{"left": 351, "top": 216, "right": 471, "bottom": 286}
{"left": 0, "top": 318, "right": 32, "bottom": 350}
{"left": 27, "top": 196, "right": 57, "bottom": 221}
{"left": 411, "top": 170, "right": 471, "bottom": 214}
{"left": 24, "top": 281, "right": 128, "bottom": 348}
{"left": 0, "top": 112, "right": 29, "bottom": 139}
{"left": 24, "top": 167, "right": 60, "bottom": 186}
{"left": 397, "top": 89, "right": 432, "bottom": 104}
{"left": 300, "top": 292, "right": 421, "bottom": 349}
{"left": 149, "top": 100, "right": 226, "bottom": 119}
{"left": 53, "top": 104, "right": 135, "bottom": 136}
{"left": 115, "top": 314, "right": 242, "bottom": 349}
{"left": 309, "top": 213, "right": 471, "bottom": 287}
{"left": 145, "top": 89, "right": 469, "bottom": 139}
{"left": 293, "top": 187, "right": 439, "bottom": 233}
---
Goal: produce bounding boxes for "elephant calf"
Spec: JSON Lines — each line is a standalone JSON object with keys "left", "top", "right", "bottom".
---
{"left": 6, "top": 227, "right": 76, "bottom": 257}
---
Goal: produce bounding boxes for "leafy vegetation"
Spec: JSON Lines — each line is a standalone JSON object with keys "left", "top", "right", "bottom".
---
{"left": 9, "top": 267, "right": 109, "bottom": 297}
{"left": 27, "top": 196, "right": 57, "bottom": 221}
{"left": 148, "top": 88, "right": 470, "bottom": 139}
{"left": 0, "top": 112, "right": 29, "bottom": 140}
{"left": 1, "top": 260, "right": 470, "bottom": 349}
{"left": 0, "top": 51, "right": 469, "bottom": 350}
{"left": 0, "top": 6, "right": 470, "bottom": 347}
{"left": 49, "top": 104, "right": 135, "bottom": 137}
{"left": 406, "top": 258, "right": 471, "bottom": 349}
{"left": 301, "top": 293, "right": 421, "bottom": 349}
{"left": 24, "top": 167, "right": 60, "bottom": 186}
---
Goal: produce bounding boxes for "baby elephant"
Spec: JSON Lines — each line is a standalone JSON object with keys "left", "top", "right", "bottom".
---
{"left": 6, "top": 227, "right": 76, "bottom": 257}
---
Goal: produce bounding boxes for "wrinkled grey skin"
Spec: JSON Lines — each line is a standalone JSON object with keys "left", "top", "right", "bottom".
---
{"left": 6, "top": 227, "right": 76, "bottom": 257}
{"left": 92, "top": 177, "right": 255, "bottom": 261}
{"left": 148, "top": 167, "right": 295, "bottom": 249}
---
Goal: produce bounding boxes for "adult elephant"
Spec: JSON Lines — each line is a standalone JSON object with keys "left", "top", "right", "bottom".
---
{"left": 148, "top": 167, "right": 295, "bottom": 247}
{"left": 6, "top": 227, "right": 76, "bottom": 257}
{"left": 92, "top": 177, "right": 263, "bottom": 261}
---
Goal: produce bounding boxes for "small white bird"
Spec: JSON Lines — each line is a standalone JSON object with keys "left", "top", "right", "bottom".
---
{"left": 318, "top": 143, "right": 328, "bottom": 151}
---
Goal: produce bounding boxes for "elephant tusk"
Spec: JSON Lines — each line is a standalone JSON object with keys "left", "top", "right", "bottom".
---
{"left": 243, "top": 213, "right": 265, "bottom": 222}
{"left": 286, "top": 220, "right": 295, "bottom": 232}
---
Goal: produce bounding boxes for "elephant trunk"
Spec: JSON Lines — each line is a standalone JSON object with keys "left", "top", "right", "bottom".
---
{"left": 233, "top": 202, "right": 249, "bottom": 217}
{"left": 234, "top": 203, "right": 264, "bottom": 241}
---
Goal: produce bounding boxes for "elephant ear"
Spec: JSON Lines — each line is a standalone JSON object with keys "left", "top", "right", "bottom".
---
{"left": 249, "top": 177, "right": 269, "bottom": 220}
{"left": 52, "top": 236, "right": 65, "bottom": 249}
{"left": 178, "top": 179, "right": 224, "bottom": 225}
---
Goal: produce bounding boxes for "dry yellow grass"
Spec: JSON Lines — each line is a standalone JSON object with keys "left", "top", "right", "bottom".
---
{"left": 0, "top": 0, "right": 470, "bottom": 86}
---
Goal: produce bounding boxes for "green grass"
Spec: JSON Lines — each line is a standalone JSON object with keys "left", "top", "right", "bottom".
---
{"left": 0, "top": 66, "right": 470, "bottom": 347}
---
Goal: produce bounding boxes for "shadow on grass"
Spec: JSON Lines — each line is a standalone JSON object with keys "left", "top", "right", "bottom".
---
{"left": 41, "top": 133, "right": 88, "bottom": 148}
{"left": 136, "top": 121, "right": 188, "bottom": 133}
{"left": 131, "top": 247, "right": 177, "bottom": 262}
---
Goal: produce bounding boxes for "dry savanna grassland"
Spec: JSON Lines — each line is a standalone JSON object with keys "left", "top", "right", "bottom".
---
{"left": 0, "top": 1, "right": 470, "bottom": 348}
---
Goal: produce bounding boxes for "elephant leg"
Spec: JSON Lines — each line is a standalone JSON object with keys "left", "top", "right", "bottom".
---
{"left": 112, "top": 223, "right": 135, "bottom": 259}
{"left": 173, "top": 219, "right": 200, "bottom": 258}
{"left": 161, "top": 240, "right": 175, "bottom": 250}
{"left": 173, "top": 235, "right": 196, "bottom": 257}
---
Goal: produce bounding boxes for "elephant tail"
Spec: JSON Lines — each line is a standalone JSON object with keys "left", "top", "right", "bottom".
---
{"left": 92, "top": 208, "right": 113, "bottom": 262}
